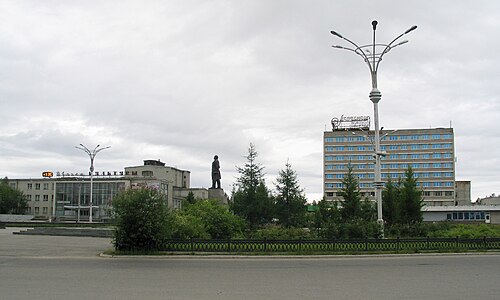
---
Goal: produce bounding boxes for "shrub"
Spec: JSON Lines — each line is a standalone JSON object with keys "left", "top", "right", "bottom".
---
{"left": 112, "top": 188, "right": 172, "bottom": 251}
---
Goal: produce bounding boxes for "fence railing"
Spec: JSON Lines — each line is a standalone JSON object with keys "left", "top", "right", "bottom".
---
{"left": 163, "top": 237, "right": 500, "bottom": 253}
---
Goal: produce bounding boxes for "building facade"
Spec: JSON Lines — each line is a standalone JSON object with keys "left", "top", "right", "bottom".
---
{"left": 7, "top": 159, "right": 211, "bottom": 221}
{"left": 324, "top": 126, "right": 456, "bottom": 206}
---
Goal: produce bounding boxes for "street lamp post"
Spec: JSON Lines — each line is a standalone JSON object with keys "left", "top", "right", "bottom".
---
{"left": 330, "top": 20, "right": 417, "bottom": 236}
{"left": 75, "top": 144, "right": 110, "bottom": 223}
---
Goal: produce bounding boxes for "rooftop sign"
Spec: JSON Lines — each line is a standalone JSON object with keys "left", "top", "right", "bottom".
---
{"left": 331, "top": 115, "right": 370, "bottom": 131}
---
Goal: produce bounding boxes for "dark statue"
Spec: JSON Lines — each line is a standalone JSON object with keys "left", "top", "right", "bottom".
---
{"left": 211, "top": 155, "right": 221, "bottom": 189}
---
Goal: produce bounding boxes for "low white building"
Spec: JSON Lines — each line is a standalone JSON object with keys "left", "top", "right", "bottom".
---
{"left": 422, "top": 205, "right": 500, "bottom": 224}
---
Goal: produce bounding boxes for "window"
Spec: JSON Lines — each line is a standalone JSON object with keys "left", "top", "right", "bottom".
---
{"left": 423, "top": 191, "right": 431, "bottom": 196}
{"left": 422, "top": 182, "right": 431, "bottom": 187}
{"left": 389, "top": 136, "right": 398, "bottom": 141}
{"left": 422, "top": 135, "right": 429, "bottom": 140}
{"left": 434, "top": 182, "right": 443, "bottom": 187}
{"left": 357, "top": 136, "right": 365, "bottom": 141}
{"left": 390, "top": 164, "right": 398, "bottom": 169}
{"left": 27, "top": 183, "right": 33, "bottom": 190}
{"left": 433, "top": 172, "right": 441, "bottom": 177}
{"left": 347, "top": 137, "right": 355, "bottom": 142}
{"left": 444, "top": 153, "right": 452, "bottom": 158}
{"left": 445, "top": 191, "right": 453, "bottom": 196}
{"left": 422, "top": 163, "right": 430, "bottom": 168}
{"left": 442, "top": 134, "right": 453, "bottom": 139}
{"left": 432, "top": 134, "right": 441, "bottom": 139}
{"left": 400, "top": 154, "right": 408, "bottom": 159}
{"left": 325, "top": 137, "right": 334, "bottom": 142}
{"left": 326, "top": 156, "right": 334, "bottom": 161}
{"left": 326, "top": 174, "right": 334, "bottom": 179}
{"left": 358, "top": 155, "right": 365, "bottom": 160}
{"left": 335, "top": 183, "right": 343, "bottom": 188}
{"left": 336, "top": 174, "right": 344, "bottom": 179}
{"left": 325, "top": 183, "right": 334, "bottom": 188}
{"left": 400, "top": 145, "right": 408, "bottom": 150}
{"left": 444, "top": 172, "right": 453, "bottom": 177}
{"left": 43, "top": 183, "right": 49, "bottom": 190}
{"left": 35, "top": 195, "right": 40, "bottom": 201}
{"left": 400, "top": 164, "right": 408, "bottom": 169}
{"left": 381, "top": 145, "right": 387, "bottom": 150}
{"left": 142, "top": 170, "right": 154, "bottom": 177}
{"left": 443, "top": 163, "right": 452, "bottom": 168}
{"left": 325, "top": 146, "right": 334, "bottom": 152}
{"left": 434, "top": 191, "right": 443, "bottom": 196}
{"left": 391, "top": 173, "right": 399, "bottom": 178}
{"left": 390, "top": 154, "right": 398, "bottom": 159}
{"left": 390, "top": 145, "right": 398, "bottom": 150}
{"left": 443, "top": 143, "right": 452, "bottom": 149}
{"left": 358, "top": 174, "right": 366, "bottom": 179}
{"left": 432, "top": 144, "right": 441, "bottom": 149}
{"left": 422, "top": 144, "right": 430, "bottom": 149}
{"left": 445, "top": 182, "right": 453, "bottom": 187}
{"left": 348, "top": 146, "right": 354, "bottom": 151}
{"left": 433, "top": 153, "right": 442, "bottom": 158}
{"left": 422, "top": 173, "right": 430, "bottom": 178}
{"left": 325, "top": 165, "right": 334, "bottom": 170}
{"left": 335, "top": 165, "right": 345, "bottom": 170}
{"left": 43, "top": 195, "right": 49, "bottom": 201}
{"left": 400, "top": 135, "right": 409, "bottom": 140}
{"left": 35, "top": 207, "right": 40, "bottom": 214}
{"left": 43, "top": 207, "right": 48, "bottom": 214}
{"left": 35, "top": 183, "right": 41, "bottom": 190}
{"left": 326, "top": 192, "right": 334, "bottom": 197}
{"left": 411, "top": 144, "right": 420, "bottom": 150}
{"left": 412, "top": 163, "right": 421, "bottom": 168}
{"left": 358, "top": 146, "right": 365, "bottom": 151}
{"left": 422, "top": 154, "right": 430, "bottom": 159}
{"left": 26, "top": 195, "right": 32, "bottom": 201}
{"left": 411, "top": 135, "right": 419, "bottom": 140}
{"left": 358, "top": 164, "right": 365, "bottom": 169}
{"left": 433, "top": 163, "right": 442, "bottom": 168}
{"left": 411, "top": 154, "right": 420, "bottom": 159}
{"left": 336, "top": 146, "right": 344, "bottom": 151}
{"left": 381, "top": 164, "right": 388, "bottom": 169}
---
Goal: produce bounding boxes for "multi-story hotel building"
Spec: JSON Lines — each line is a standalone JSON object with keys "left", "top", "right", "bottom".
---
{"left": 324, "top": 117, "right": 456, "bottom": 206}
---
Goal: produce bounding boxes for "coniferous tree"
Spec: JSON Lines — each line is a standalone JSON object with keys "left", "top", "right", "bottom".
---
{"left": 231, "top": 143, "right": 273, "bottom": 228}
{"left": 399, "top": 166, "right": 423, "bottom": 226}
{"left": 382, "top": 177, "right": 400, "bottom": 226}
{"left": 337, "top": 164, "right": 362, "bottom": 221}
{"left": 274, "top": 161, "right": 307, "bottom": 228}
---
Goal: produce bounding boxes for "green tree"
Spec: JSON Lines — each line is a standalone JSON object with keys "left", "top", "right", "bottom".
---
{"left": 231, "top": 143, "right": 273, "bottom": 228}
{"left": 0, "top": 177, "right": 27, "bottom": 214}
{"left": 112, "top": 188, "right": 172, "bottom": 251}
{"left": 185, "top": 191, "right": 196, "bottom": 205}
{"left": 177, "top": 199, "right": 245, "bottom": 239}
{"left": 399, "top": 166, "right": 424, "bottom": 226}
{"left": 337, "top": 164, "right": 362, "bottom": 221}
{"left": 382, "top": 177, "right": 400, "bottom": 226}
{"left": 274, "top": 161, "right": 307, "bottom": 228}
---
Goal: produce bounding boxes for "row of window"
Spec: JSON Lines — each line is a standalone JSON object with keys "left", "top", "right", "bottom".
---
{"left": 447, "top": 211, "right": 487, "bottom": 221}
{"left": 325, "top": 159, "right": 453, "bottom": 169}
{"left": 26, "top": 194, "right": 52, "bottom": 201}
{"left": 326, "top": 191, "right": 454, "bottom": 197}
{"left": 325, "top": 144, "right": 453, "bottom": 151}
{"left": 26, "top": 207, "right": 49, "bottom": 214}
{"left": 324, "top": 134, "right": 452, "bottom": 143}
{"left": 326, "top": 182, "right": 454, "bottom": 189}
{"left": 325, "top": 153, "right": 453, "bottom": 161}
{"left": 325, "top": 172, "right": 453, "bottom": 179}
{"left": 26, "top": 183, "right": 52, "bottom": 190}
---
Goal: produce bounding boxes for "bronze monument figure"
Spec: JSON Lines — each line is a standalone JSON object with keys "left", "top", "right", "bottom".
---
{"left": 211, "top": 155, "right": 221, "bottom": 189}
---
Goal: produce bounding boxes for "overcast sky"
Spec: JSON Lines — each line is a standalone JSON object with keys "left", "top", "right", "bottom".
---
{"left": 1, "top": 1, "right": 499, "bottom": 202}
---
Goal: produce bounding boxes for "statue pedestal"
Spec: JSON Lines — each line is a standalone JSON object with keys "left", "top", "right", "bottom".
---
{"left": 208, "top": 188, "right": 229, "bottom": 204}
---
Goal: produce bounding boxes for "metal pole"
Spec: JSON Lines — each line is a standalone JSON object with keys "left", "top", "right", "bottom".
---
{"left": 75, "top": 144, "right": 110, "bottom": 223}
{"left": 330, "top": 20, "right": 417, "bottom": 238}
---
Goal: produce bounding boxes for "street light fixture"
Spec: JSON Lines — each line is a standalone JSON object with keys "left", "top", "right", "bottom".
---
{"left": 330, "top": 20, "right": 417, "bottom": 236}
{"left": 74, "top": 144, "right": 110, "bottom": 223}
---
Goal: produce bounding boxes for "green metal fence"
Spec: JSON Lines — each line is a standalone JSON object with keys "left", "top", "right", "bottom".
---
{"left": 164, "top": 237, "right": 500, "bottom": 253}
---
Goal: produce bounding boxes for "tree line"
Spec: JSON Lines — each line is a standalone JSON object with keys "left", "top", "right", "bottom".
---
{"left": 113, "top": 143, "right": 425, "bottom": 251}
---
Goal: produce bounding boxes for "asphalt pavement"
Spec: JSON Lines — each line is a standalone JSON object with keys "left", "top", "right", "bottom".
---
{"left": 1, "top": 227, "right": 500, "bottom": 300}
